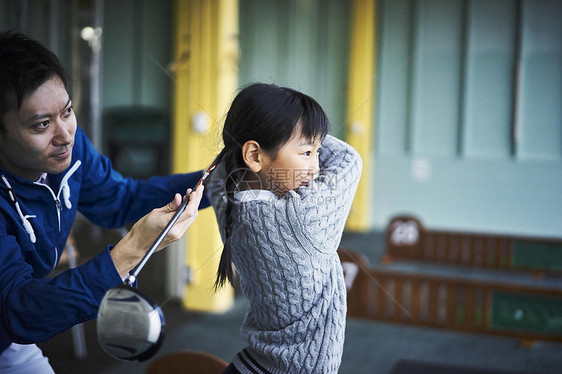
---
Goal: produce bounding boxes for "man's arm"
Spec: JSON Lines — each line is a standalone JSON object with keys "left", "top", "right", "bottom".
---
{"left": 73, "top": 127, "right": 209, "bottom": 229}
{"left": 0, "top": 184, "right": 203, "bottom": 347}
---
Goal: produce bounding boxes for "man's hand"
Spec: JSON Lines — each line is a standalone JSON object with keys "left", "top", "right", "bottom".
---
{"left": 110, "top": 184, "right": 204, "bottom": 278}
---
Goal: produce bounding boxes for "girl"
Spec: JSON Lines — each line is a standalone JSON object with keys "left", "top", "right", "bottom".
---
{"left": 206, "top": 83, "right": 362, "bottom": 374}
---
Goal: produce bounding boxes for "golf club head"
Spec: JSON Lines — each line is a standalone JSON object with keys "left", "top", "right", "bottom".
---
{"left": 97, "top": 284, "right": 165, "bottom": 361}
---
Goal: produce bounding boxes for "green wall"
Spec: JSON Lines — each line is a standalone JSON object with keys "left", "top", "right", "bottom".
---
{"left": 3, "top": 0, "right": 561, "bottom": 238}
{"left": 374, "top": 0, "right": 562, "bottom": 237}
{"left": 238, "top": 0, "right": 351, "bottom": 139}
{"left": 101, "top": 0, "right": 172, "bottom": 109}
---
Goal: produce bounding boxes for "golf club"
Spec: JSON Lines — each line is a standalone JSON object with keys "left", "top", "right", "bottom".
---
{"left": 97, "top": 159, "right": 220, "bottom": 361}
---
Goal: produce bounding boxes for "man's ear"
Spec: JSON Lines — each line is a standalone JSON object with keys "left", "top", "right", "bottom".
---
{"left": 242, "top": 140, "right": 263, "bottom": 173}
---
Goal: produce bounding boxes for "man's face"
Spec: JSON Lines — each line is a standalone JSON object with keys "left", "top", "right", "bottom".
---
{"left": 0, "top": 76, "right": 76, "bottom": 181}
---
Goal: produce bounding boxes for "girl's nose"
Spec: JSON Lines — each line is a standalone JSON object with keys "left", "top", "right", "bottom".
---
{"left": 310, "top": 157, "right": 320, "bottom": 176}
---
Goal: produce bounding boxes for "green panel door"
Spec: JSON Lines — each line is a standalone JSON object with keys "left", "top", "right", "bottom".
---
{"left": 374, "top": 0, "right": 562, "bottom": 238}
{"left": 238, "top": 0, "right": 351, "bottom": 138}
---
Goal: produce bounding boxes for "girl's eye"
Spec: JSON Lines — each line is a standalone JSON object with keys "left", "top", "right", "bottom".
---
{"left": 304, "top": 151, "right": 312, "bottom": 156}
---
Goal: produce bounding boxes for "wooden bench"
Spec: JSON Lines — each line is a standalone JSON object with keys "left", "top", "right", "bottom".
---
{"left": 382, "top": 215, "right": 562, "bottom": 274}
{"left": 339, "top": 219, "right": 562, "bottom": 343}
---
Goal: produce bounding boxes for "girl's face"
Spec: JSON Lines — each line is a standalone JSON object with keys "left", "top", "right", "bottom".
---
{"left": 257, "top": 130, "right": 322, "bottom": 194}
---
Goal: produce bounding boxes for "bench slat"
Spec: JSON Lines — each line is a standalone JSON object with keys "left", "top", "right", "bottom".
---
{"left": 386, "top": 215, "right": 562, "bottom": 273}
{"left": 339, "top": 248, "right": 562, "bottom": 343}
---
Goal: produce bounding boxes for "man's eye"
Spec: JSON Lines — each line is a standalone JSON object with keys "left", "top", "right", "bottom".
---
{"left": 63, "top": 106, "right": 74, "bottom": 116}
{"left": 36, "top": 120, "right": 50, "bottom": 129}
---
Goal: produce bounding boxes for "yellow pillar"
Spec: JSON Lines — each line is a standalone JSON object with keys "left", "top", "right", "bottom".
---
{"left": 172, "top": 0, "right": 238, "bottom": 312}
{"left": 346, "top": 0, "right": 376, "bottom": 231}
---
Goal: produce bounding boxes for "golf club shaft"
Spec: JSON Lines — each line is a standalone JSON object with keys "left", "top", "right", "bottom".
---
{"left": 128, "top": 190, "right": 192, "bottom": 283}
{"left": 126, "top": 159, "right": 221, "bottom": 285}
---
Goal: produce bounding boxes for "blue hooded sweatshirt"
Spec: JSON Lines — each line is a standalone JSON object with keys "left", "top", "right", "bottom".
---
{"left": 0, "top": 126, "right": 208, "bottom": 353}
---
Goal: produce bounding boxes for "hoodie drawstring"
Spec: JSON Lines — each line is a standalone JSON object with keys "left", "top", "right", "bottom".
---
{"left": 1, "top": 175, "right": 37, "bottom": 243}
{"left": 62, "top": 181, "right": 72, "bottom": 209}
{"left": 59, "top": 161, "right": 81, "bottom": 210}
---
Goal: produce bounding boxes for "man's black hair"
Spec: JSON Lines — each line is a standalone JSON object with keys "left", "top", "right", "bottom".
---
{"left": 0, "top": 31, "right": 70, "bottom": 132}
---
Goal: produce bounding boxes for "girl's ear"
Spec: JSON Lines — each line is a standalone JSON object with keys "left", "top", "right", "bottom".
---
{"left": 242, "top": 140, "right": 263, "bottom": 172}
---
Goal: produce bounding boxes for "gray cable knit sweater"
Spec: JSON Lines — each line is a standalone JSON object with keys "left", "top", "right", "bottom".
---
{"left": 207, "top": 135, "right": 362, "bottom": 373}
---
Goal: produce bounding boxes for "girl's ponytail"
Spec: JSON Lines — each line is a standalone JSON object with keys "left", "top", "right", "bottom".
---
{"left": 214, "top": 149, "right": 239, "bottom": 290}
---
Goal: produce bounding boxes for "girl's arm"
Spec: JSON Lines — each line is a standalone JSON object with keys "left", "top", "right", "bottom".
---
{"left": 285, "top": 135, "right": 362, "bottom": 254}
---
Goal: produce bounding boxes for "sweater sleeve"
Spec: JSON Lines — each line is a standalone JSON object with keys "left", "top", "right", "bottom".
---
{"left": 284, "top": 135, "right": 362, "bottom": 254}
{"left": 205, "top": 135, "right": 362, "bottom": 255}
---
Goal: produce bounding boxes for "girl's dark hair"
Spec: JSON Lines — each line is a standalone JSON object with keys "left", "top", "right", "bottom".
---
{"left": 214, "top": 83, "right": 330, "bottom": 290}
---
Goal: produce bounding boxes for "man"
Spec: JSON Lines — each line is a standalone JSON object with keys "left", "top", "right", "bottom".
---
{"left": 0, "top": 31, "right": 206, "bottom": 373}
